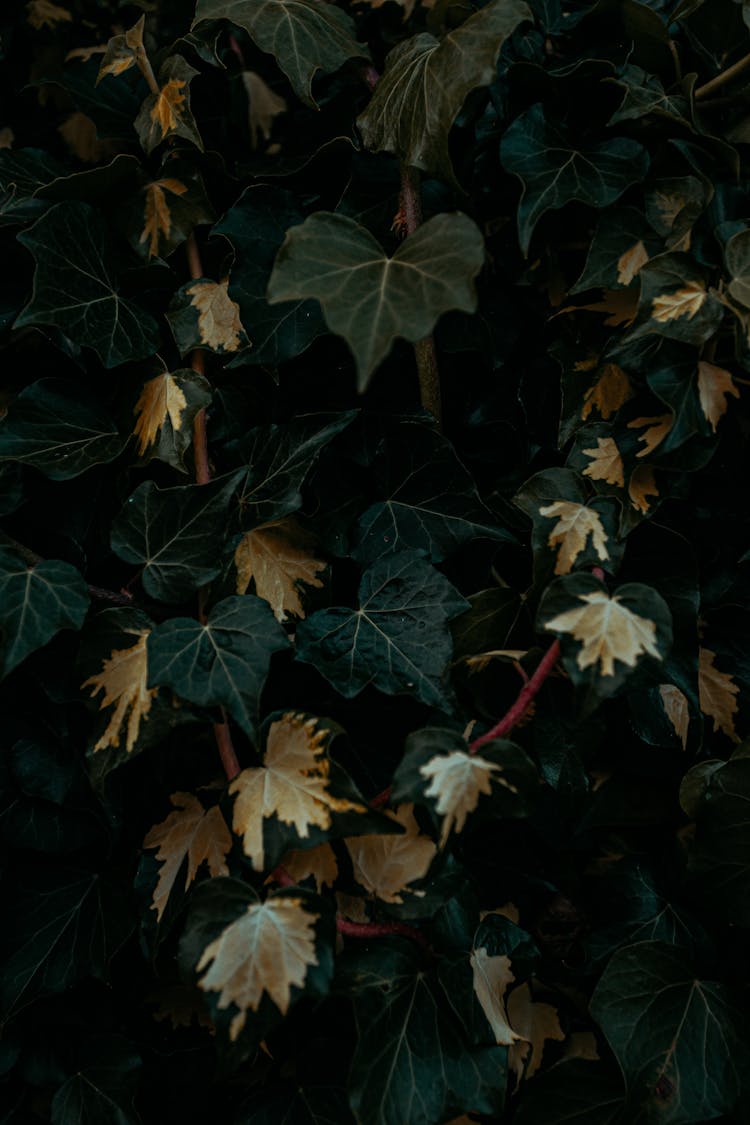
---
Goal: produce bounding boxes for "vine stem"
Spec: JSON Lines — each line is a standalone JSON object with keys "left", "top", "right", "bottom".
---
{"left": 0, "top": 533, "right": 134, "bottom": 605}
{"left": 185, "top": 232, "right": 241, "bottom": 782}
{"left": 695, "top": 50, "right": 750, "bottom": 101}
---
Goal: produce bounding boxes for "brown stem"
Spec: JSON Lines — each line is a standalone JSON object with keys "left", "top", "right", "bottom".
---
{"left": 134, "top": 45, "right": 160, "bottom": 97}
{"left": 695, "top": 50, "right": 750, "bottom": 101}
{"left": 399, "top": 165, "right": 443, "bottom": 428}
{"left": 468, "top": 639, "right": 560, "bottom": 754}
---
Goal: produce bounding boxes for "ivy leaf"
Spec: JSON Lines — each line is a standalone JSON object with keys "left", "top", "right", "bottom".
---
{"left": 234, "top": 517, "right": 326, "bottom": 622}
{"left": 345, "top": 803, "right": 437, "bottom": 903}
{"left": 571, "top": 206, "right": 660, "bottom": 294}
{"left": 96, "top": 14, "right": 145, "bottom": 84}
{"left": 338, "top": 939, "right": 506, "bottom": 1125}
{"left": 356, "top": 0, "right": 531, "bottom": 186}
{"left": 296, "top": 551, "right": 469, "bottom": 710}
{"left": 0, "top": 378, "right": 126, "bottom": 479}
{"left": 181, "top": 879, "right": 334, "bottom": 1042}
{"left": 214, "top": 186, "right": 325, "bottom": 366}
{"left": 143, "top": 792, "right": 232, "bottom": 922}
{"left": 267, "top": 212, "right": 485, "bottom": 389}
{"left": 228, "top": 711, "right": 382, "bottom": 873}
{"left": 15, "top": 201, "right": 160, "bottom": 367}
{"left": 135, "top": 55, "right": 203, "bottom": 155}
{"left": 470, "top": 945, "right": 521, "bottom": 1046}
{"left": 82, "top": 623, "right": 156, "bottom": 754}
{"left": 512, "top": 1060, "right": 626, "bottom": 1125}
{"left": 0, "top": 547, "right": 89, "bottom": 679}
{"left": 110, "top": 471, "right": 243, "bottom": 602}
{"left": 168, "top": 277, "right": 250, "bottom": 357}
{"left": 607, "top": 63, "right": 690, "bottom": 126}
{"left": 192, "top": 0, "right": 369, "bottom": 106}
{"left": 698, "top": 646, "right": 740, "bottom": 741}
{"left": 507, "top": 983, "right": 565, "bottom": 1085}
{"left": 132, "top": 368, "right": 212, "bottom": 471}
{"left": 590, "top": 941, "right": 747, "bottom": 1122}
{"left": 696, "top": 361, "right": 739, "bottom": 433}
{"left": 633, "top": 253, "right": 723, "bottom": 345}
{"left": 354, "top": 422, "right": 513, "bottom": 563}
{"left": 0, "top": 867, "right": 132, "bottom": 1017}
{"left": 147, "top": 595, "right": 289, "bottom": 738}
{"left": 134, "top": 173, "right": 214, "bottom": 262}
{"left": 538, "top": 573, "right": 672, "bottom": 706}
{"left": 500, "top": 104, "right": 649, "bottom": 254}
{"left": 50, "top": 1037, "right": 141, "bottom": 1125}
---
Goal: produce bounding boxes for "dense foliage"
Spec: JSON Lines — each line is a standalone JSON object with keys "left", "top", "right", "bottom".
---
{"left": 3, "top": 0, "right": 750, "bottom": 1121}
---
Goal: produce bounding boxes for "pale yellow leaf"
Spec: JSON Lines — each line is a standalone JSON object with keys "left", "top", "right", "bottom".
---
{"left": 345, "top": 803, "right": 436, "bottom": 904}
{"left": 580, "top": 363, "right": 632, "bottom": 421}
{"left": 544, "top": 590, "right": 661, "bottom": 677}
{"left": 651, "top": 281, "right": 706, "bottom": 323}
{"left": 143, "top": 792, "right": 232, "bottom": 921}
{"left": 419, "top": 750, "right": 516, "bottom": 848}
{"left": 582, "top": 437, "right": 624, "bottom": 487}
{"left": 242, "top": 71, "right": 287, "bottom": 149}
{"left": 539, "top": 500, "right": 609, "bottom": 576}
{"left": 616, "top": 240, "right": 649, "bottom": 286}
{"left": 188, "top": 279, "right": 245, "bottom": 352}
{"left": 697, "top": 361, "right": 739, "bottom": 432}
{"left": 152, "top": 79, "right": 187, "bottom": 139}
{"left": 27, "top": 0, "right": 72, "bottom": 29}
{"left": 280, "top": 843, "right": 338, "bottom": 890}
{"left": 628, "top": 464, "right": 659, "bottom": 513}
{"left": 464, "top": 649, "right": 528, "bottom": 673}
{"left": 140, "top": 177, "right": 188, "bottom": 259}
{"left": 699, "top": 647, "right": 740, "bottom": 742}
{"left": 133, "top": 370, "right": 189, "bottom": 455}
{"left": 659, "top": 684, "right": 689, "bottom": 750}
{"left": 230, "top": 713, "right": 365, "bottom": 871}
{"left": 82, "top": 629, "right": 157, "bottom": 753}
{"left": 234, "top": 517, "right": 326, "bottom": 622}
{"left": 628, "top": 413, "right": 672, "bottom": 458}
{"left": 470, "top": 948, "right": 522, "bottom": 1046}
{"left": 196, "top": 896, "right": 319, "bottom": 1039}
{"left": 507, "top": 983, "right": 565, "bottom": 1085}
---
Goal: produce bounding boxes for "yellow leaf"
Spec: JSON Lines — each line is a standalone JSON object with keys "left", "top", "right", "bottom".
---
{"left": 133, "top": 370, "right": 189, "bottom": 455}
{"left": 242, "top": 71, "right": 287, "bottom": 150}
{"left": 196, "top": 896, "right": 319, "bottom": 1039}
{"left": 616, "top": 240, "right": 649, "bottom": 286}
{"left": 697, "top": 361, "right": 739, "bottom": 432}
{"left": 569, "top": 288, "right": 638, "bottom": 327}
{"left": 82, "top": 630, "right": 157, "bottom": 753}
{"left": 544, "top": 590, "right": 661, "bottom": 677}
{"left": 628, "top": 464, "right": 659, "bottom": 514}
{"left": 419, "top": 750, "right": 517, "bottom": 848}
{"left": 345, "top": 803, "right": 436, "bottom": 904}
{"left": 230, "top": 713, "right": 365, "bottom": 871}
{"left": 66, "top": 45, "right": 107, "bottom": 64}
{"left": 507, "top": 983, "right": 565, "bottom": 1085}
{"left": 580, "top": 363, "right": 632, "bottom": 421}
{"left": 27, "top": 0, "right": 71, "bottom": 29}
{"left": 280, "top": 843, "right": 338, "bottom": 890}
{"left": 234, "top": 518, "right": 326, "bottom": 622}
{"left": 539, "top": 500, "right": 609, "bottom": 576}
{"left": 699, "top": 647, "right": 740, "bottom": 742}
{"left": 151, "top": 78, "right": 187, "bottom": 140}
{"left": 582, "top": 437, "right": 624, "bottom": 487}
{"left": 628, "top": 413, "right": 672, "bottom": 458}
{"left": 470, "top": 948, "right": 522, "bottom": 1045}
{"left": 143, "top": 792, "right": 232, "bottom": 921}
{"left": 658, "top": 684, "right": 689, "bottom": 750}
{"left": 188, "top": 280, "right": 245, "bottom": 352}
{"left": 651, "top": 281, "right": 706, "bottom": 323}
{"left": 140, "top": 177, "right": 188, "bottom": 259}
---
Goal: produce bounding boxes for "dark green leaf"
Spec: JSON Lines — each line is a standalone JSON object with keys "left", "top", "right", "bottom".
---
{"left": 0, "top": 548, "right": 89, "bottom": 678}
{"left": 134, "top": 55, "right": 203, "bottom": 155}
{"left": 50, "top": 1037, "right": 141, "bottom": 1125}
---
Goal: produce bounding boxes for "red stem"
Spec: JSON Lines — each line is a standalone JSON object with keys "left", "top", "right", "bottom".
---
{"left": 468, "top": 639, "right": 560, "bottom": 754}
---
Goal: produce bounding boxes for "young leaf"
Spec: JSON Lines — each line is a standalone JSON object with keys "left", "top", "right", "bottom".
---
{"left": 234, "top": 517, "right": 326, "bottom": 622}
{"left": 0, "top": 548, "right": 89, "bottom": 679}
{"left": 168, "top": 278, "right": 249, "bottom": 356}
{"left": 357, "top": 0, "right": 531, "bottom": 186}
{"left": 229, "top": 712, "right": 372, "bottom": 872}
{"left": 147, "top": 595, "right": 288, "bottom": 738}
{"left": 267, "top": 211, "right": 485, "bottom": 388}
{"left": 296, "top": 550, "right": 469, "bottom": 710}
{"left": 345, "top": 803, "right": 437, "bottom": 903}
{"left": 15, "top": 201, "right": 160, "bottom": 367}
{"left": 110, "top": 471, "right": 243, "bottom": 603}
{"left": 192, "top": 0, "right": 369, "bottom": 106}
{"left": 132, "top": 368, "right": 211, "bottom": 471}
{"left": 82, "top": 626, "right": 156, "bottom": 754}
{"left": 500, "top": 105, "right": 649, "bottom": 254}
{"left": 143, "top": 792, "right": 232, "bottom": 921}
{"left": 135, "top": 55, "right": 203, "bottom": 154}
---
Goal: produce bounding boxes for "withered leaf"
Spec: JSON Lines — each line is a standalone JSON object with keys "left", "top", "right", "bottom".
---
{"left": 699, "top": 647, "right": 740, "bottom": 742}
{"left": 651, "top": 281, "right": 706, "bottom": 323}
{"left": 140, "top": 178, "right": 188, "bottom": 259}
{"left": 135, "top": 55, "right": 203, "bottom": 155}
{"left": 539, "top": 500, "right": 609, "bottom": 576}
{"left": 186, "top": 279, "right": 246, "bottom": 353}
{"left": 132, "top": 368, "right": 211, "bottom": 471}
{"left": 419, "top": 749, "right": 515, "bottom": 847}
{"left": 507, "top": 983, "right": 565, "bottom": 1085}
{"left": 582, "top": 437, "right": 625, "bottom": 487}
{"left": 616, "top": 240, "right": 649, "bottom": 286}
{"left": 27, "top": 0, "right": 72, "bottom": 30}
{"left": 543, "top": 589, "right": 662, "bottom": 676}
{"left": 580, "top": 364, "right": 632, "bottom": 421}
{"left": 281, "top": 843, "right": 338, "bottom": 890}
{"left": 96, "top": 15, "right": 145, "bottom": 84}
{"left": 628, "top": 465, "right": 659, "bottom": 513}
{"left": 471, "top": 948, "right": 522, "bottom": 1046}
{"left": 234, "top": 517, "right": 326, "bottom": 622}
{"left": 345, "top": 803, "right": 436, "bottom": 903}
{"left": 143, "top": 793, "right": 232, "bottom": 921}
{"left": 697, "top": 361, "right": 739, "bottom": 432}
{"left": 82, "top": 629, "right": 156, "bottom": 753}
{"left": 659, "top": 684, "right": 689, "bottom": 750}
{"left": 628, "top": 413, "right": 672, "bottom": 458}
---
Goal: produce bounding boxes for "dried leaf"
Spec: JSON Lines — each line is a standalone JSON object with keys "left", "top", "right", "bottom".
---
{"left": 562, "top": 288, "right": 638, "bottom": 326}
{"left": 699, "top": 647, "right": 740, "bottom": 742}
{"left": 419, "top": 749, "right": 516, "bottom": 847}
{"left": 27, "top": 0, "right": 71, "bottom": 29}
{"left": 539, "top": 500, "right": 609, "bottom": 575}
{"left": 281, "top": 843, "right": 338, "bottom": 890}
{"left": 143, "top": 793, "right": 232, "bottom": 921}
{"left": 97, "top": 15, "right": 145, "bottom": 83}
{"left": 234, "top": 518, "right": 326, "bottom": 622}
{"left": 230, "top": 713, "right": 365, "bottom": 871}
{"left": 580, "top": 363, "right": 632, "bottom": 422}
{"left": 470, "top": 948, "right": 522, "bottom": 1045}
{"left": 616, "top": 239, "right": 649, "bottom": 285}
{"left": 187, "top": 279, "right": 245, "bottom": 352}
{"left": 140, "top": 178, "right": 188, "bottom": 259}
{"left": 628, "top": 413, "right": 672, "bottom": 458}
{"left": 196, "top": 895, "right": 319, "bottom": 1039}
{"left": 659, "top": 684, "right": 689, "bottom": 750}
{"left": 697, "top": 361, "right": 739, "bottom": 432}
{"left": 152, "top": 79, "right": 188, "bottom": 140}
{"left": 651, "top": 281, "right": 706, "bottom": 323}
{"left": 582, "top": 437, "right": 625, "bottom": 487}
{"left": 507, "top": 983, "right": 565, "bottom": 1085}
{"left": 133, "top": 370, "right": 188, "bottom": 455}
{"left": 242, "top": 71, "right": 286, "bottom": 150}
{"left": 544, "top": 590, "right": 661, "bottom": 676}
{"left": 58, "top": 112, "right": 117, "bottom": 163}
{"left": 82, "top": 630, "right": 157, "bottom": 752}
{"left": 345, "top": 803, "right": 436, "bottom": 903}
{"left": 628, "top": 464, "right": 659, "bottom": 513}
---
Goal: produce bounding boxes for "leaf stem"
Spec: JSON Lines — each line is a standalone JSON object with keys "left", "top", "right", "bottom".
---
{"left": 695, "top": 50, "right": 750, "bottom": 101}
{"left": 468, "top": 639, "right": 560, "bottom": 753}
{"left": 134, "top": 44, "right": 160, "bottom": 97}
